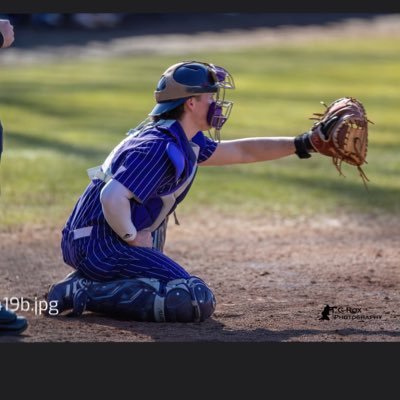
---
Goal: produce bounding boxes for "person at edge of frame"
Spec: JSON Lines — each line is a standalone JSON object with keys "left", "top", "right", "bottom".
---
{"left": 0, "top": 18, "right": 29, "bottom": 335}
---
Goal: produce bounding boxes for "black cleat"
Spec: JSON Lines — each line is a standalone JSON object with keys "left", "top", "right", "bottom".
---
{"left": 46, "top": 271, "right": 91, "bottom": 315}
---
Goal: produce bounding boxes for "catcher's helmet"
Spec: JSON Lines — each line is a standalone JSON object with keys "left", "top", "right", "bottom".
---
{"left": 149, "top": 61, "right": 235, "bottom": 140}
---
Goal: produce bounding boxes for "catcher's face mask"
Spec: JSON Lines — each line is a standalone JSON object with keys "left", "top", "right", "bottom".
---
{"left": 149, "top": 61, "right": 235, "bottom": 141}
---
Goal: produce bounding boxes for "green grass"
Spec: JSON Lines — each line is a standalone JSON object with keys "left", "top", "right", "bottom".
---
{"left": 1, "top": 36, "right": 399, "bottom": 229}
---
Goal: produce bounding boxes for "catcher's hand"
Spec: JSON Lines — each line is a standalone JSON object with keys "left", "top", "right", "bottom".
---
{"left": 294, "top": 97, "right": 373, "bottom": 187}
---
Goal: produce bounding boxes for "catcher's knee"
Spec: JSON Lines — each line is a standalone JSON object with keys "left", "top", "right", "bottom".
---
{"left": 159, "top": 276, "right": 216, "bottom": 322}
{"left": 72, "top": 276, "right": 216, "bottom": 323}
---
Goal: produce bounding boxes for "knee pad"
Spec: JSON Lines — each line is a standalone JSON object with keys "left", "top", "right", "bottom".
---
{"left": 142, "top": 276, "right": 216, "bottom": 322}
{"left": 187, "top": 276, "right": 217, "bottom": 322}
{"left": 73, "top": 276, "right": 216, "bottom": 323}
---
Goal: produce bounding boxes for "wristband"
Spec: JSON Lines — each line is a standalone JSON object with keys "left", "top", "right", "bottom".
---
{"left": 294, "top": 133, "right": 313, "bottom": 159}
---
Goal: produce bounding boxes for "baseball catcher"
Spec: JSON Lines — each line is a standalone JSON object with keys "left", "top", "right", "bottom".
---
{"left": 294, "top": 97, "right": 371, "bottom": 186}
{"left": 46, "top": 61, "right": 372, "bottom": 323}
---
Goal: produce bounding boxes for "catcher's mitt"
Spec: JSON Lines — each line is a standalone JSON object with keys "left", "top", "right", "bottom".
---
{"left": 295, "top": 97, "right": 373, "bottom": 187}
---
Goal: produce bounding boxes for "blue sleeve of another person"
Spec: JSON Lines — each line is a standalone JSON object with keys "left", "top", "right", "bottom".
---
{"left": 191, "top": 131, "right": 218, "bottom": 163}
{"left": 113, "top": 140, "right": 174, "bottom": 203}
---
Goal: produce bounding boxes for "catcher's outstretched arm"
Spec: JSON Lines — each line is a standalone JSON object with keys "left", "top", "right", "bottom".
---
{"left": 200, "top": 137, "right": 296, "bottom": 166}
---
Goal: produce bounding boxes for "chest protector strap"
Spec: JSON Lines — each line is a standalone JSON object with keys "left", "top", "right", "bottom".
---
{"left": 144, "top": 141, "right": 199, "bottom": 232}
{"left": 87, "top": 119, "right": 200, "bottom": 232}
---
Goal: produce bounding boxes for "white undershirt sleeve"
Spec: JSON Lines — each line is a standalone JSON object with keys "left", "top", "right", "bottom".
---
{"left": 100, "top": 179, "right": 138, "bottom": 242}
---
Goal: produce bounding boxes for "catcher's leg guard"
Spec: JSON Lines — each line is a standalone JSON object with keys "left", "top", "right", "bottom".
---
{"left": 72, "top": 276, "right": 216, "bottom": 322}
{"left": 72, "top": 279, "right": 158, "bottom": 321}
{"left": 46, "top": 270, "right": 91, "bottom": 315}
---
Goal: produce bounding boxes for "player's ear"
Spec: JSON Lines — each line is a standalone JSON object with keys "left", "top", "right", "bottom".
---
{"left": 184, "top": 96, "right": 195, "bottom": 111}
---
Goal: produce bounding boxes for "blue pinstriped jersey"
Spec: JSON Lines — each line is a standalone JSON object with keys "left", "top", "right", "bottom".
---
{"left": 60, "top": 120, "right": 218, "bottom": 281}
{"left": 63, "top": 120, "right": 217, "bottom": 236}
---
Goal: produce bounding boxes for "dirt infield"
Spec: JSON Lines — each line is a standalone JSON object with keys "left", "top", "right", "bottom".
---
{"left": 1, "top": 14, "right": 399, "bottom": 342}
{"left": 1, "top": 213, "right": 399, "bottom": 342}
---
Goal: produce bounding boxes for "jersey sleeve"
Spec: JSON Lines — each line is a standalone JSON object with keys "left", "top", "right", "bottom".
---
{"left": 191, "top": 131, "right": 218, "bottom": 163}
{"left": 112, "top": 140, "right": 174, "bottom": 203}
